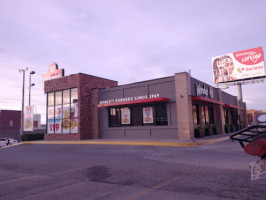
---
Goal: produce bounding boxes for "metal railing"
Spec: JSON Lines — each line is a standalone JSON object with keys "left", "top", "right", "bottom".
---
{"left": 230, "top": 125, "right": 266, "bottom": 148}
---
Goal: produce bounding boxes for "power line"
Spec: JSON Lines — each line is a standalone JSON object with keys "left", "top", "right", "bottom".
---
{"left": 0, "top": 61, "right": 47, "bottom": 75}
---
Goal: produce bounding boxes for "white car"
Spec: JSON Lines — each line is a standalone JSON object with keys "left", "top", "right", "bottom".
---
{"left": 0, "top": 138, "right": 18, "bottom": 147}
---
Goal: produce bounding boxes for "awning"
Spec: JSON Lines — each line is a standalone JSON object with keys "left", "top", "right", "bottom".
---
{"left": 192, "top": 96, "right": 224, "bottom": 105}
{"left": 223, "top": 104, "right": 243, "bottom": 110}
{"left": 98, "top": 97, "right": 169, "bottom": 108}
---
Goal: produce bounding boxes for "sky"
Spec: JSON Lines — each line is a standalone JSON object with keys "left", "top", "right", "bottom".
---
{"left": 0, "top": 0, "right": 266, "bottom": 124}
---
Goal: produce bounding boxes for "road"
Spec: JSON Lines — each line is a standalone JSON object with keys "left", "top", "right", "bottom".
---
{"left": 0, "top": 139, "right": 265, "bottom": 200}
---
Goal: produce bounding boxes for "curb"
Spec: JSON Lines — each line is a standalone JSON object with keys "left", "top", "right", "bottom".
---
{"left": 22, "top": 136, "right": 229, "bottom": 147}
{"left": 0, "top": 143, "right": 24, "bottom": 149}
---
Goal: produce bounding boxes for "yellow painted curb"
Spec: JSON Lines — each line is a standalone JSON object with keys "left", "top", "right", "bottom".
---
{"left": 22, "top": 136, "right": 229, "bottom": 147}
{"left": 0, "top": 143, "right": 24, "bottom": 148}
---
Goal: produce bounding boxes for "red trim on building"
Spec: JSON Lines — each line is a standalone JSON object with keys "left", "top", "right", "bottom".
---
{"left": 223, "top": 104, "right": 243, "bottom": 110}
{"left": 98, "top": 97, "right": 169, "bottom": 108}
{"left": 192, "top": 96, "right": 224, "bottom": 105}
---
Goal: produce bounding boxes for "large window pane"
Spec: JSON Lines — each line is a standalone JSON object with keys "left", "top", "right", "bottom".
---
{"left": 55, "top": 105, "right": 62, "bottom": 133}
{"left": 71, "top": 103, "right": 78, "bottom": 118}
{"left": 48, "top": 92, "right": 54, "bottom": 106}
{"left": 205, "top": 105, "right": 209, "bottom": 124}
{"left": 63, "top": 90, "right": 70, "bottom": 104}
{"left": 109, "top": 108, "right": 121, "bottom": 127}
{"left": 55, "top": 91, "right": 62, "bottom": 105}
{"left": 71, "top": 88, "right": 78, "bottom": 103}
{"left": 47, "top": 106, "right": 54, "bottom": 133}
{"left": 62, "top": 104, "right": 70, "bottom": 133}
{"left": 131, "top": 106, "right": 142, "bottom": 126}
{"left": 193, "top": 105, "right": 200, "bottom": 125}
{"left": 71, "top": 118, "right": 78, "bottom": 133}
{"left": 155, "top": 103, "right": 168, "bottom": 125}
{"left": 208, "top": 106, "right": 214, "bottom": 124}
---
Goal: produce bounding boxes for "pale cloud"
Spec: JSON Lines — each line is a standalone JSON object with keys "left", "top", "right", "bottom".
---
{"left": 0, "top": 0, "right": 266, "bottom": 123}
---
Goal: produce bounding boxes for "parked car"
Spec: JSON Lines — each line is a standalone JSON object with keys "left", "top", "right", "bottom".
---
{"left": 0, "top": 138, "right": 18, "bottom": 147}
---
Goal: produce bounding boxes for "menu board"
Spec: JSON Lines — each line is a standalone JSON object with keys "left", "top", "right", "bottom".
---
{"left": 143, "top": 107, "right": 153, "bottom": 124}
{"left": 121, "top": 107, "right": 130, "bottom": 125}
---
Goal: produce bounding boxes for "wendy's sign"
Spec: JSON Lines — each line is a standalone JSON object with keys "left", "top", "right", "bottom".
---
{"left": 195, "top": 83, "right": 214, "bottom": 99}
{"left": 43, "top": 62, "right": 64, "bottom": 87}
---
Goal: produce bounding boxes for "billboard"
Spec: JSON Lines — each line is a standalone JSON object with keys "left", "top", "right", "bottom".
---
{"left": 212, "top": 47, "right": 265, "bottom": 84}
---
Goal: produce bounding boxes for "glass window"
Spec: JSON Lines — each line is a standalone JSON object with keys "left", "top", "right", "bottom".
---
{"left": 108, "top": 103, "right": 168, "bottom": 127}
{"left": 131, "top": 106, "right": 143, "bottom": 126}
{"left": 47, "top": 88, "right": 79, "bottom": 134}
{"left": 55, "top": 105, "right": 62, "bottom": 134}
{"left": 48, "top": 92, "right": 54, "bottom": 106}
{"left": 70, "top": 118, "right": 79, "bottom": 133}
{"left": 208, "top": 106, "right": 214, "bottom": 124}
{"left": 63, "top": 90, "right": 70, "bottom": 104}
{"left": 62, "top": 104, "right": 70, "bottom": 133}
{"left": 71, "top": 88, "right": 78, "bottom": 103}
{"left": 55, "top": 91, "right": 62, "bottom": 105}
{"left": 155, "top": 104, "right": 168, "bottom": 125}
{"left": 109, "top": 108, "right": 121, "bottom": 127}
{"left": 224, "top": 108, "right": 229, "bottom": 124}
{"left": 193, "top": 104, "right": 200, "bottom": 125}
{"left": 205, "top": 105, "right": 209, "bottom": 124}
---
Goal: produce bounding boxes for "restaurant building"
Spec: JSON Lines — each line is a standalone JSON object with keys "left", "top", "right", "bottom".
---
{"left": 44, "top": 71, "right": 247, "bottom": 140}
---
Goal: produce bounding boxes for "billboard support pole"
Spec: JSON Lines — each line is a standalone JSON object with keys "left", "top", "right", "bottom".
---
{"left": 237, "top": 83, "right": 243, "bottom": 102}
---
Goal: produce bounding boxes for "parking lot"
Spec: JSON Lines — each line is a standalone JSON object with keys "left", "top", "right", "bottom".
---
{"left": 0, "top": 139, "right": 265, "bottom": 200}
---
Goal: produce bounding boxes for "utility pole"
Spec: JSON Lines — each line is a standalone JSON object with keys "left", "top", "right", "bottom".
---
{"left": 29, "top": 71, "right": 35, "bottom": 105}
{"left": 19, "top": 68, "right": 28, "bottom": 136}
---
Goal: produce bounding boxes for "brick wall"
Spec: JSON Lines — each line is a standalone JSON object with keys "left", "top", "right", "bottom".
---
{"left": 0, "top": 110, "right": 21, "bottom": 130}
{"left": 175, "top": 72, "right": 194, "bottom": 140}
{"left": 44, "top": 73, "right": 117, "bottom": 140}
{"left": 78, "top": 74, "right": 117, "bottom": 139}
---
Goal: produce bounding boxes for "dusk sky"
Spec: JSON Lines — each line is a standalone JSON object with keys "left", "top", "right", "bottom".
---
{"left": 0, "top": 0, "right": 266, "bottom": 123}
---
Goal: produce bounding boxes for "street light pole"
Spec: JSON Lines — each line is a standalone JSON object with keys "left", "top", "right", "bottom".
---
{"left": 29, "top": 71, "right": 35, "bottom": 106}
{"left": 19, "top": 68, "right": 28, "bottom": 136}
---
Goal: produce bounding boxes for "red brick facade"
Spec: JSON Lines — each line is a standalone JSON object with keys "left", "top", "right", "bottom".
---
{"left": 44, "top": 73, "right": 117, "bottom": 140}
{"left": 0, "top": 110, "right": 21, "bottom": 130}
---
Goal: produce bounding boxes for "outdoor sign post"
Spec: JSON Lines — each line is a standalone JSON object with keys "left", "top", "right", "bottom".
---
{"left": 24, "top": 105, "right": 34, "bottom": 132}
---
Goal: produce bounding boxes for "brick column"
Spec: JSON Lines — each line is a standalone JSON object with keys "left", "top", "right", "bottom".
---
{"left": 175, "top": 72, "right": 194, "bottom": 140}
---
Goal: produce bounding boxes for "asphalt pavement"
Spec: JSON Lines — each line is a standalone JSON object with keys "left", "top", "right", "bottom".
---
{"left": 1, "top": 134, "right": 265, "bottom": 200}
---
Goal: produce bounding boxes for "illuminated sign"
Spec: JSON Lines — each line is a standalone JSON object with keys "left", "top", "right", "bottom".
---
{"left": 99, "top": 93, "right": 160, "bottom": 105}
{"left": 43, "top": 62, "right": 64, "bottom": 87}
{"left": 195, "top": 83, "right": 214, "bottom": 99}
{"left": 212, "top": 47, "right": 265, "bottom": 84}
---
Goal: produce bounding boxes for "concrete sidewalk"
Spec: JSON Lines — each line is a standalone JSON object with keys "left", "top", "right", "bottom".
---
{"left": 22, "top": 133, "right": 231, "bottom": 147}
